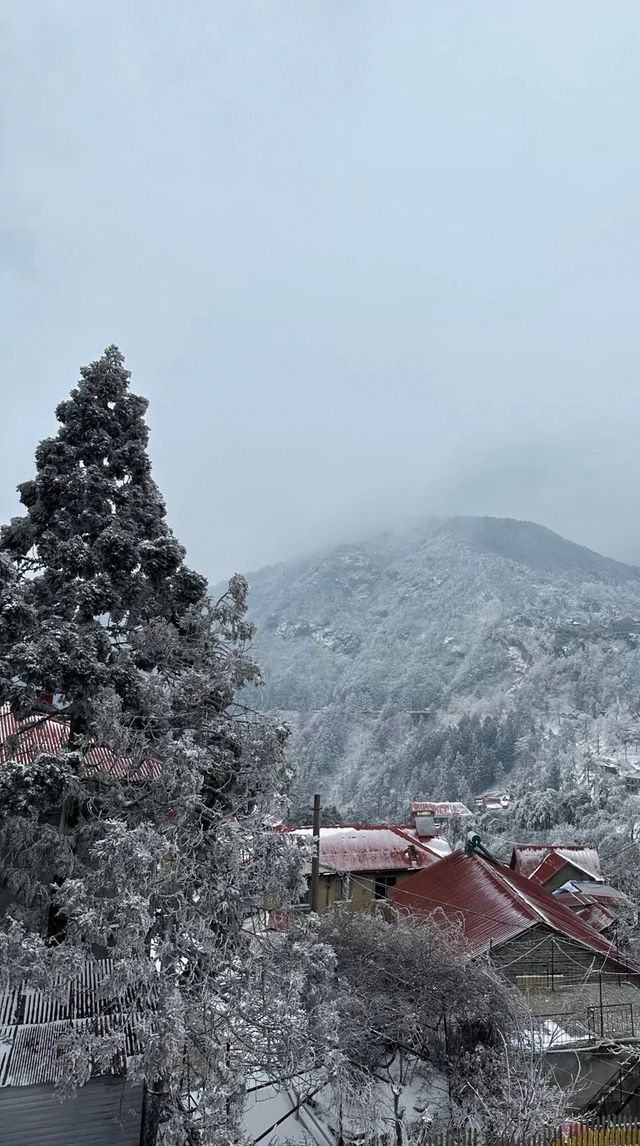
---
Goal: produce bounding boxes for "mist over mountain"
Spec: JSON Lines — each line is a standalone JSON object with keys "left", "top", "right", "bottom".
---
{"left": 244, "top": 516, "right": 640, "bottom": 819}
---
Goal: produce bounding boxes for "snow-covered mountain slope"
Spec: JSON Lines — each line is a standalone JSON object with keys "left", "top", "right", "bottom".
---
{"left": 243, "top": 517, "right": 640, "bottom": 818}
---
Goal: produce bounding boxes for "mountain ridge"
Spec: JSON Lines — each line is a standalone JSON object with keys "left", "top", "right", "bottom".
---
{"left": 240, "top": 516, "right": 640, "bottom": 818}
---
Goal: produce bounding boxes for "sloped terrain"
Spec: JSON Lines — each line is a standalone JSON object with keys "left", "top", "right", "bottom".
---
{"left": 244, "top": 517, "right": 640, "bottom": 818}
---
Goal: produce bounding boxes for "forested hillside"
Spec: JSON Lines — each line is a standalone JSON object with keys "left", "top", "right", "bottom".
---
{"left": 244, "top": 517, "right": 640, "bottom": 819}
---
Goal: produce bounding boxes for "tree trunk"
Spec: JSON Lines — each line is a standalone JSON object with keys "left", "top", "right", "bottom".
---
{"left": 141, "top": 1083, "right": 167, "bottom": 1146}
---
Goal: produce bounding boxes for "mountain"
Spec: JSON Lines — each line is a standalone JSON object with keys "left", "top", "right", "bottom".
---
{"left": 244, "top": 517, "right": 640, "bottom": 819}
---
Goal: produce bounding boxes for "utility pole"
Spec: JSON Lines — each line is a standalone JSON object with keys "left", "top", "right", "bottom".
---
{"left": 310, "top": 793, "right": 321, "bottom": 914}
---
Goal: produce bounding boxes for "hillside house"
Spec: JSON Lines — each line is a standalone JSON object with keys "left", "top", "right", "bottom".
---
{"left": 409, "top": 800, "right": 473, "bottom": 828}
{"left": 389, "top": 846, "right": 640, "bottom": 1116}
{"left": 475, "top": 789, "right": 511, "bottom": 811}
{"left": 510, "top": 844, "right": 604, "bottom": 891}
{"left": 288, "top": 824, "right": 451, "bottom": 913}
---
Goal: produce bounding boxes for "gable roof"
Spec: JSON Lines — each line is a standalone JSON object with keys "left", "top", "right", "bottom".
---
{"left": 290, "top": 824, "right": 450, "bottom": 874}
{"left": 388, "top": 850, "right": 639, "bottom": 972}
{"left": 0, "top": 705, "right": 159, "bottom": 780}
{"left": 510, "top": 844, "right": 604, "bottom": 884}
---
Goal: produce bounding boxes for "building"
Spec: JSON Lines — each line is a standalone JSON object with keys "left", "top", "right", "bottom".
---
{"left": 0, "top": 703, "right": 159, "bottom": 778}
{"left": 475, "top": 789, "right": 511, "bottom": 811}
{"left": 409, "top": 800, "right": 473, "bottom": 828}
{"left": 389, "top": 845, "right": 640, "bottom": 1117}
{"left": 552, "top": 880, "right": 629, "bottom": 935}
{"left": 510, "top": 844, "right": 604, "bottom": 891}
{"left": 288, "top": 823, "right": 451, "bottom": 913}
{"left": 0, "top": 962, "right": 145, "bottom": 1146}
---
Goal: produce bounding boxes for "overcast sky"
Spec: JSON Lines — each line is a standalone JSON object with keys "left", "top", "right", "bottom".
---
{"left": 2, "top": 2, "right": 639, "bottom": 580}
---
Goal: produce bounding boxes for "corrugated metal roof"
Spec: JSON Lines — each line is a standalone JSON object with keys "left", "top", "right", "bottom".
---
{"left": 0, "top": 962, "right": 148, "bottom": 1088}
{"left": 575, "top": 902, "right": 616, "bottom": 934}
{"left": 410, "top": 801, "right": 472, "bottom": 817}
{"left": 388, "top": 850, "right": 640, "bottom": 973}
{"left": 568, "top": 881, "right": 626, "bottom": 902}
{"left": 291, "top": 824, "right": 450, "bottom": 874}
{"left": 510, "top": 845, "right": 604, "bottom": 884}
{"left": 0, "top": 705, "right": 159, "bottom": 780}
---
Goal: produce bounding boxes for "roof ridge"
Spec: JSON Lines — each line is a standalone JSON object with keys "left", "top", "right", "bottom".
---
{"left": 471, "top": 853, "right": 539, "bottom": 925}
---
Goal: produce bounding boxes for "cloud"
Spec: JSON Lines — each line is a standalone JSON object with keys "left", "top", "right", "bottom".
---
{"left": 1, "top": 2, "right": 639, "bottom": 578}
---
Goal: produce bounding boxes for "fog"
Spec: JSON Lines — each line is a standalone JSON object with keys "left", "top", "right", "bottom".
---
{"left": 2, "top": 2, "right": 639, "bottom": 580}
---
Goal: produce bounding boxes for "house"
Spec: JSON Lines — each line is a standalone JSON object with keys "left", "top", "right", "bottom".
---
{"left": 510, "top": 844, "right": 604, "bottom": 891}
{"left": 0, "top": 703, "right": 159, "bottom": 778}
{"left": 388, "top": 846, "right": 634, "bottom": 981}
{"left": 389, "top": 845, "right": 640, "bottom": 1116}
{"left": 475, "top": 789, "right": 511, "bottom": 811}
{"left": 0, "top": 962, "right": 146, "bottom": 1146}
{"left": 620, "top": 764, "right": 640, "bottom": 794}
{"left": 288, "top": 824, "right": 451, "bottom": 913}
{"left": 409, "top": 800, "right": 473, "bottom": 828}
{"left": 553, "top": 881, "right": 628, "bottom": 926}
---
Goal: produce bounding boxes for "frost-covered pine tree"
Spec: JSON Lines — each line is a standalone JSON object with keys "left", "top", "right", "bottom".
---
{"left": 0, "top": 347, "right": 335, "bottom": 1144}
{"left": 0, "top": 345, "right": 213, "bottom": 733}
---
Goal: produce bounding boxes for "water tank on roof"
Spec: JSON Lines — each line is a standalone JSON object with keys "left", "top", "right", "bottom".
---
{"left": 414, "top": 814, "right": 436, "bottom": 838}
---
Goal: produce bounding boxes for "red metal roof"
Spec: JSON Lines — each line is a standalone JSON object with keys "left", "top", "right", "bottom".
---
{"left": 291, "top": 824, "right": 450, "bottom": 874}
{"left": 410, "top": 801, "right": 472, "bottom": 817}
{"left": 510, "top": 845, "right": 604, "bottom": 884}
{"left": 388, "top": 850, "right": 639, "bottom": 973}
{"left": 0, "top": 705, "right": 159, "bottom": 779}
{"left": 575, "top": 902, "right": 616, "bottom": 934}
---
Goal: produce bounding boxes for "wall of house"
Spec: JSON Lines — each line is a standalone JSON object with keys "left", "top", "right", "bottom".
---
{"left": 0, "top": 1076, "right": 143, "bottom": 1146}
{"left": 492, "top": 926, "right": 633, "bottom": 987}
{"left": 318, "top": 870, "right": 424, "bottom": 913}
{"left": 544, "top": 864, "right": 597, "bottom": 892}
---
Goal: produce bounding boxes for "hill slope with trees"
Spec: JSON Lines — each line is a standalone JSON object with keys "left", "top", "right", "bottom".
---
{"left": 245, "top": 516, "right": 640, "bottom": 818}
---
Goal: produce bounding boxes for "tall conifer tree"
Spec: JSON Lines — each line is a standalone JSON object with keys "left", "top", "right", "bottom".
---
{"left": 0, "top": 348, "right": 332, "bottom": 1145}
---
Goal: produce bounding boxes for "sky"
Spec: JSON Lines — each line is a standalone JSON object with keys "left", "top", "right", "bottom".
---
{"left": 1, "top": 2, "right": 639, "bottom": 581}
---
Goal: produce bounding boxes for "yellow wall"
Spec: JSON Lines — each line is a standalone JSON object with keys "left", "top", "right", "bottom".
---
{"left": 316, "top": 870, "right": 420, "bottom": 914}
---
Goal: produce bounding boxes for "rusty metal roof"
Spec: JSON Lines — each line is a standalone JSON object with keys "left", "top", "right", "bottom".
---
{"left": 510, "top": 845, "right": 604, "bottom": 884}
{"left": 0, "top": 705, "right": 159, "bottom": 780}
{"left": 388, "top": 850, "right": 640, "bottom": 973}
{"left": 0, "top": 962, "right": 148, "bottom": 1088}
{"left": 291, "top": 824, "right": 450, "bottom": 874}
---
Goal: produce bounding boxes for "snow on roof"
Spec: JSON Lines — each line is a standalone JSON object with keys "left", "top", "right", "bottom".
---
{"left": 0, "top": 961, "right": 147, "bottom": 1087}
{"left": 510, "top": 845, "right": 604, "bottom": 884}
{"left": 401, "top": 829, "right": 451, "bottom": 857}
{"left": 290, "top": 824, "right": 450, "bottom": 874}
{"left": 0, "top": 704, "right": 159, "bottom": 780}
{"left": 568, "top": 881, "right": 627, "bottom": 902}
{"left": 410, "top": 801, "right": 472, "bottom": 817}
{"left": 388, "top": 850, "right": 640, "bottom": 973}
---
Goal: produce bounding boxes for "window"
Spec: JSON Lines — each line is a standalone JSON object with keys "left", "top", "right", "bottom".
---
{"left": 297, "top": 883, "right": 310, "bottom": 906}
{"left": 374, "top": 875, "right": 397, "bottom": 900}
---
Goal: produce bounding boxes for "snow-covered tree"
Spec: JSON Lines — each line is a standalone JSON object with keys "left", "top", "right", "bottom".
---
{"left": 0, "top": 347, "right": 334, "bottom": 1144}
{"left": 317, "top": 908, "right": 566, "bottom": 1139}
{"left": 0, "top": 344, "right": 213, "bottom": 734}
